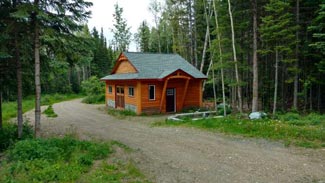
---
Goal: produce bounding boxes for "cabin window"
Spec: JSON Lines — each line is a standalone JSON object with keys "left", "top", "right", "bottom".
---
{"left": 128, "top": 86, "right": 134, "bottom": 97}
{"left": 108, "top": 86, "right": 112, "bottom": 94}
{"left": 149, "top": 85, "right": 155, "bottom": 100}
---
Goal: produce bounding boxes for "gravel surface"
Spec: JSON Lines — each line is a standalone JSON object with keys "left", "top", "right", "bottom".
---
{"left": 25, "top": 99, "right": 325, "bottom": 183}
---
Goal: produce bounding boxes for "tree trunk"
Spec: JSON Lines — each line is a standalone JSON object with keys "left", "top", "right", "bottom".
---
{"left": 211, "top": 56, "right": 217, "bottom": 111}
{"left": 200, "top": 1, "right": 212, "bottom": 72}
{"left": 200, "top": 26, "right": 210, "bottom": 72}
{"left": 15, "top": 30, "right": 23, "bottom": 138}
{"left": 309, "top": 86, "right": 312, "bottom": 111}
{"left": 251, "top": 0, "right": 258, "bottom": 112}
{"left": 13, "top": 0, "right": 23, "bottom": 138}
{"left": 227, "top": 0, "right": 242, "bottom": 113}
{"left": 82, "top": 66, "right": 86, "bottom": 81}
{"left": 0, "top": 90, "right": 2, "bottom": 130}
{"left": 213, "top": 0, "right": 226, "bottom": 116}
{"left": 33, "top": 0, "right": 41, "bottom": 137}
{"left": 273, "top": 49, "right": 279, "bottom": 116}
{"left": 293, "top": 0, "right": 299, "bottom": 110}
{"left": 317, "top": 83, "right": 321, "bottom": 112}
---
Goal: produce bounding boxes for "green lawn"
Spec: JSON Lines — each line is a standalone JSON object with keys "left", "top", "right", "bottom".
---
{"left": 156, "top": 113, "right": 325, "bottom": 148}
{"left": 2, "top": 93, "right": 83, "bottom": 122}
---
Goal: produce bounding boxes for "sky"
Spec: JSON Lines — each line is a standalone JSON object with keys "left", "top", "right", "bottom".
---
{"left": 87, "top": 0, "right": 163, "bottom": 52}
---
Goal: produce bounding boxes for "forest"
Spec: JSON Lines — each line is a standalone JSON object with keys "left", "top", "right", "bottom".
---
{"left": 0, "top": 0, "right": 325, "bottom": 136}
{"left": 134, "top": 0, "right": 325, "bottom": 115}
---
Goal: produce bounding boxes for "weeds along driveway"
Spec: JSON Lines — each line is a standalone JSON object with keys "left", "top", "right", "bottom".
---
{"left": 25, "top": 99, "right": 325, "bottom": 183}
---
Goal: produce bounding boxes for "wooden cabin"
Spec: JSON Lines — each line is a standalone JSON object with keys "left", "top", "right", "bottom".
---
{"left": 101, "top": 52, "right": 207, "bottom": 115}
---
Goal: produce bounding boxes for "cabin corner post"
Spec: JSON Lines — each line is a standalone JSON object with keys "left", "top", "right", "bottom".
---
{"left": 105, "top": 81, "right": 108, "bottom": 107}
{"left": 200, "top": 80, "right": 203, "bottom": 107}
{"left": 136, "top": 81, "right": 142, "bottom": 115}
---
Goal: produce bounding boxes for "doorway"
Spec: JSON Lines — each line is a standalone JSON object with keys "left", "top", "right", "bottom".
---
{"left": 166, "top": 88, "right": 176, "bottom": 112}
{"left": 116, "top": 86, "right": 125, "bottom": 108}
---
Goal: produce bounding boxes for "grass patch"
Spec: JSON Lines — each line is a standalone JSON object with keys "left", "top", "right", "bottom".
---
{"left": 157, "top": 113, "right": 325, "bottom": 148}
{"left": 0, "top": 137, "right": 150, "bottom": 183}
{"left": 79, "top": 160, "right": 150, "bottom": 183}
{"left": 2, "top": 93, "right": 83, "bottom": 122}
{"left": 42, "top": 105, "right": 58, "bottom": 118}
{"left": 107, "top": 108, "right": 136, "bottom": 119}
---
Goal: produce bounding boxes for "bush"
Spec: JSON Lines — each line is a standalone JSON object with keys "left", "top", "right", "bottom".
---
{"left": 0, "top": 122, "right": 33, "bottom": 152}
{"left": 304, "top": 113, "right": 325, "bottom": 126}
{"left": 81, "top": 76, "right": 105, "bottom": 96}
{"left": 81, "top": 76, "right": 105, "bottom": 104}
{"left": 279, "top": 112, "right": 300, "bottom": 121}
{"left": 217, "top": 103, "right": 232, "bottom": 115}
{"left": 42, "top": 105, "right": 58, "bottom": 118}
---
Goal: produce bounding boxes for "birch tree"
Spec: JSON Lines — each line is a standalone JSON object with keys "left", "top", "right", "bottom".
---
{"left": 227, "top": 0, "right": 243, "bottom": 113}
{"left": 213, "top": 0, "right": 227, "bottom": 116}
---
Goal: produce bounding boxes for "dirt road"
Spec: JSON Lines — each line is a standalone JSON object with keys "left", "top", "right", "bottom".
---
{"left": 25, "top": 99, "right": 325, "bottom": 183}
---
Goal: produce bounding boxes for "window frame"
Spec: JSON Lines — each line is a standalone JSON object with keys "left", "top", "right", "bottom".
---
{"left": 128, "top": 86, "right": 134, "bottom": 97}
{"left": 148, "top": 85, "right": 155, "bottom": 100}
{"left": 108, "top": 85, "right": 112, "bottom": 94}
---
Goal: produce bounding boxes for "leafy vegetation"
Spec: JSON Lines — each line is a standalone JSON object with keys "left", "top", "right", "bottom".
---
{"left": 157, "top": 113, "right": 325, "bottom": 148}
{"left": 42, "top": 105, "right": 58, "bottom": 118}
{"left": 107, "top": 108, "right": 136, "bottom": 119}
{"left": 0, "top": 137, "right": 110, "bottom": 182}
{"left": 81, "top": 76, "right": 105, "bottom": 104}
{"left": 0, "top": 137, "right": 150, "bottom": 183}
{"left": 0, "top": 122, "right": 33, "bottom": 152}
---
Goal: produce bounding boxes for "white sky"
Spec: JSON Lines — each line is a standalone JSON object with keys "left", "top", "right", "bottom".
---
{"left": 87, "top": 0, "right": 163, "bottom": 52}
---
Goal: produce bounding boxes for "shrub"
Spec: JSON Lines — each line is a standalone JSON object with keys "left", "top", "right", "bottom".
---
{"left": 304, "top": 113, "right": 325, "bottom": 126}
{"left": 81, "top": 76, "right": 105, "bottom": 104}
{"left": 279, "top": 112, "right": 300, "bottom": 121}
{"left": 42, "top": 105, "right": 58, "bottom": 118}
{"left": 217, "top": 103, "right": 232, "bottom": 115}
{"left": 81, "top": 76, "right": 105, "bottom": 96}
{"left": 0, "top": 122, "right": 33, "bottom": 152}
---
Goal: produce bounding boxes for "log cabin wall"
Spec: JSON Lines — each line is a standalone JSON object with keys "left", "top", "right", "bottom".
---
{"left": 105, "top": 80, "right": 138, "bottom": 113}
{"left": 140, "top": 80, "right": 164, "bottom": 114}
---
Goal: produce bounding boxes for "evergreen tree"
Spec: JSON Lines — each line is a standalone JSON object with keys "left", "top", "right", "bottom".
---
{"left": 112, "top": 3, "right": 131, "bottom": 52}
{"left": 135, "top": 21, "right": 151, "bottom": 52}
{"left": 260, "top": 0, "right": 297, "bottom": 115}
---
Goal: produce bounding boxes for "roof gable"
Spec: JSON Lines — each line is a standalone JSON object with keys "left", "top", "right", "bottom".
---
{"left": 111, "top": 53, "right": 138, "bottom": 74}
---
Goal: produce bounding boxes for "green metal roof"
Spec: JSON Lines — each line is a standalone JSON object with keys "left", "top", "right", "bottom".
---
{"left": 101, "top": 52, "right": 207, "bottom": 80}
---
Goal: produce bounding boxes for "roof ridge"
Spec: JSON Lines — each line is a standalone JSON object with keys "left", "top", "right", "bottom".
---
{"left": 124, "top": 51, "right": 178, "bottom": 55}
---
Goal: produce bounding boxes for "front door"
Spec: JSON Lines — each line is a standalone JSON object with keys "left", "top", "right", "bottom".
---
{"left": 116, "top": 86, "right": 125, "bottom": 108}
{"left": 166, "top": 88, "right": 175, "bottom": 112}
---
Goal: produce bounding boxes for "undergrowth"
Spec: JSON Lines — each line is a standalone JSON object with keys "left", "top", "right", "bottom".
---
{"left": 0, "top": 122, "right": 33, "bottom": 152}
{"left": 157, "top": 113, "right": 325, "bottom": 148}
{"left": 0, "top": 137, "right": 111, "bottom": 183}
{"left": 107, "top": 108, "right": 136, "bottom": 119}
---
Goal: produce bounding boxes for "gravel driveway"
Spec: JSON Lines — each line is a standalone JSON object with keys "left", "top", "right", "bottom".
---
{"left": 25, "top": 99, "right": 325, "bottom": 183}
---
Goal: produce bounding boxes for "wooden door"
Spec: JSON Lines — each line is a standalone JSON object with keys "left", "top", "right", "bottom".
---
{"left": 166, "top": 88, "right": 175, "bottom": 112}
{"left": 116, "top": 86, "right": 125, "bottom": 108}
